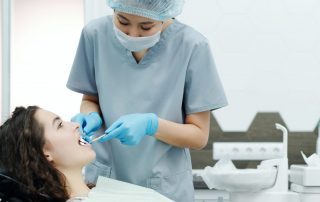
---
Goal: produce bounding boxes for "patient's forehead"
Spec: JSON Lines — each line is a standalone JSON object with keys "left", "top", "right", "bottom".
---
{"left": 35, "top": 109, "right": 59, "bottom": 126}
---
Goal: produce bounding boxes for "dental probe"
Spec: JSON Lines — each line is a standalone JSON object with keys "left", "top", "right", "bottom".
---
{"left": 89, "top": 133, "right": 108, "bottom": 143}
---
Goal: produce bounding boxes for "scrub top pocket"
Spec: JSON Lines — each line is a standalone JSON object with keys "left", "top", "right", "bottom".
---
{"left": 148, "top": 169, "right": 194, "bottom": 202}
{"left": 85, "top": 160, "right": 112, "bottom": 185}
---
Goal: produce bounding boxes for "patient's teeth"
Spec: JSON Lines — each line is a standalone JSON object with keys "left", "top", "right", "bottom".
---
{"left": 79, "top": 138, "right": 88, "bottom": 146}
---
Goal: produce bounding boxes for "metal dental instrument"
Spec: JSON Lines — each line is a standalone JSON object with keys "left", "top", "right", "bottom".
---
{"left": 89, "top": 133, "right": 108, "bottom": 143}
{"left": 89, "top": 124, "right": 122, "bottom": 143}
{"left": 81, "top": 124, "right": 119, "bottom": 144}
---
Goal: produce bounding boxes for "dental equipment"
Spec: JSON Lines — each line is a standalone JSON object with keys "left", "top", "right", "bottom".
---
{"left": 206, "top": 123, "right": 299, "bottom": 202}
{"left": 289, "top": 152, "right": 320, "bottom": 202}
{"left": 89, "top": 133, "right": 108, "bottom": 143}
{"left": 80, "top": 132, "right": 109, "bottom": 144}
{"left": 81, "top": 124, "right": 122, "bottom": 144}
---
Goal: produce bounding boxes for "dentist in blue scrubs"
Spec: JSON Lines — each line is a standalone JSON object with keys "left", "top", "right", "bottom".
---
{"left": 67, "top": 0, "right": 227, "bottom": 201}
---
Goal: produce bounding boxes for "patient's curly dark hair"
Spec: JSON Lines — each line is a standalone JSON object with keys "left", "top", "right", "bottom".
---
{"left": 0, "top": 106, "right": 68, "bottom": 201}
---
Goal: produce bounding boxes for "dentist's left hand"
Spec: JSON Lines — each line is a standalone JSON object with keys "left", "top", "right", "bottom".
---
{"left": 71, "top": 112, "right": 103, "bottom": 136}
{"left": 100, "top": 113, "right": 159, "bottom": 145}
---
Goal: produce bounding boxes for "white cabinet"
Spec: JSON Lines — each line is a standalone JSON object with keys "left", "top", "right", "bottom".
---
{"left": 195, "top": 189, "right": 229, "bottom": 202}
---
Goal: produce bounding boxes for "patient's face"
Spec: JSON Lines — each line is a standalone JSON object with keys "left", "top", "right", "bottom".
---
{"left": 35, "top": 109, "right": 95, "bottom": 170}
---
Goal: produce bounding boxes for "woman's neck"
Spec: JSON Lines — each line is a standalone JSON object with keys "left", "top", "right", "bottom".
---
{"left": 132, "top": 50, "right": 147, "bottom": 63}
{"left": 61, "top": 168, "right": 90, "bottom": 198}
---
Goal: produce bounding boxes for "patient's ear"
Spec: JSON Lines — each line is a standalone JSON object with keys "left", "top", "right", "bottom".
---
{"left": 43, "top": 149, "right": 53, "bottom": 162}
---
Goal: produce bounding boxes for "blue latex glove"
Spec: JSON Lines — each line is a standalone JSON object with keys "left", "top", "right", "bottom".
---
{"left": 100, "top": 113, "right": 158, "bottom": 145}
{"left": 71, "top": 112, "right": 103, "bottom": 140}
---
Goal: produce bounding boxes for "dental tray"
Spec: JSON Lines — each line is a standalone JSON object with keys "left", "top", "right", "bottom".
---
{"left": 289, "top": 165, "right": 320, "bottom": 186}
{"left": 202, "top": 167, "right": 277, "bottom": 192}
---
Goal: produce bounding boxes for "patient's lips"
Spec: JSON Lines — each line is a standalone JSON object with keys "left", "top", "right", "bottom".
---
{"left": 79, "top": 137, "right": 89, "bottom": 146}
{"left": 78, "top": 130, "right": 91, "bottom": 146}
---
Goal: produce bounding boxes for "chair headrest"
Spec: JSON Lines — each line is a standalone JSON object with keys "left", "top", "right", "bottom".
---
{"left": 0, "top": 172, "right": 54, "bottom": 202}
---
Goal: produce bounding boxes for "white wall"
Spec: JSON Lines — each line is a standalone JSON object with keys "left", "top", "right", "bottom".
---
{"left": 4, "top": 0, "right": 319, "bottom": 130}
{"left": 0, "top": 0, "right": 10, "bottom": 123}
{"left": 85, "top": 0, "right": 320, "bottom": 131}
{"left": 0, "top": 1, "right": 2, "bottom": 122}
{"left": 84, "top": 0, "right": 113, "bottom": 24}
{"left": 62, "top": 0, "right": 320, "bottom": 131}
{"left": 10, "top": 0, "right": 84, "bottom": 120}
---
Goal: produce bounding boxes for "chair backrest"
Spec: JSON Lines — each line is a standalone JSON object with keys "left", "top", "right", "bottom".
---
{"left": 0, "top": 173, "right": 54, "bottom": 202}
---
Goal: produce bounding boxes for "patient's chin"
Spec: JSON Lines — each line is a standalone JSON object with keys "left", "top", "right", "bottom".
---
{"left": 83, "top": 150, "right": 96, "bottom": 165}
{"left": 89, "top": 151, "right": 96, "bottom": 162}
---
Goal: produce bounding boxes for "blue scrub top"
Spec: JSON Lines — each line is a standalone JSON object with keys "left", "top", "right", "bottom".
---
{"left": 67, "top": 15, "right": 227, "bottom": 202}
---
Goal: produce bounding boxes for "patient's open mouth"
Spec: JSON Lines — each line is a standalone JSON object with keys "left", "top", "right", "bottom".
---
{"left": 79, "top": 138, "right": 88, "bottom": 146}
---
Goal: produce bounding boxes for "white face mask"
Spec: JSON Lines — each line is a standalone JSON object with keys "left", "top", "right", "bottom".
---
{"left": 113, "top": 21, "right": 162, "bottom": 52}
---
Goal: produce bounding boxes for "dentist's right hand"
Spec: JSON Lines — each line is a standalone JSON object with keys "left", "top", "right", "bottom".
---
{"left": 71, "top": 112, "right": 103, "bottom": 136}
{"left": 99, "top": 113, "right": 158, "bottom": 145}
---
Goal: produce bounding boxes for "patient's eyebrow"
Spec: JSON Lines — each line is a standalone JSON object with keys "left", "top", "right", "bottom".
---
{"left": 52, "top": 116, "right": 61, "bottom": 126}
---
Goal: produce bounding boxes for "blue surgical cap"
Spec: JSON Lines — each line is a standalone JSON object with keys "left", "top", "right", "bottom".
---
{"left": 107, "top": 0, "right": 185, "bottom": 21}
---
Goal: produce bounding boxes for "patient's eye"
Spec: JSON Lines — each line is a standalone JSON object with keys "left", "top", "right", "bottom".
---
{"left": 57, "top": 121, "right": 63, "bottom": 129}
